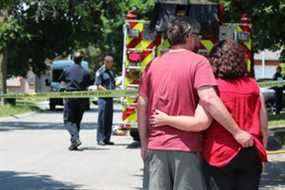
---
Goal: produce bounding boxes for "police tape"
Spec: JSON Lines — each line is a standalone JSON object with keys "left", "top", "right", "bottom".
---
{"left": 258, "top": 80, "right": 285, "bottom": 88}
{"left": 0, "top": 80, "right": 284, "bottom": 99}
{"left": 0, "top": 90, "right": 138, "bottom": 99}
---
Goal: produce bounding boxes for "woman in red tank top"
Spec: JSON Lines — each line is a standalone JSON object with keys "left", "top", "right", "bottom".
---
{"left": 150, "top": 40, "right": 268, "bottom": 190}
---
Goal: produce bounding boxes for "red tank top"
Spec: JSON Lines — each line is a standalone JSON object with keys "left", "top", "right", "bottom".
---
{"left": 203, "top": 77, "right": 268, "bottom": 167}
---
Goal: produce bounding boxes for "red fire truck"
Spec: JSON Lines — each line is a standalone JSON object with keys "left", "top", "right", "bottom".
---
{"left": 121, "top": 0, "right": 253, "bottom": 141}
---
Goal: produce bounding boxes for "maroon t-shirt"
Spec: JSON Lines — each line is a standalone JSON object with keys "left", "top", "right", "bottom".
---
{"left": 139, "top": 49, "right": 217, "bottom": 152}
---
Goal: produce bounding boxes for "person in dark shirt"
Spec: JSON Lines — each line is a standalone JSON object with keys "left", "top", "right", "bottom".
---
{"left": 95, "top": 55, "right": 116, "bottom": 145}
{"left": 60, "top": 52, "right": 92, "bottom": 151}
{"left": 273, "top": 66, "right": 283, "bottom": 80}
{"left": 272, "top": 66, "right": 284, "bottom": 114}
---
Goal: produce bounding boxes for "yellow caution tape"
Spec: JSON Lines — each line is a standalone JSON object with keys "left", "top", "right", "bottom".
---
{"left": 0, "top": 90, "right": 138, "bottom": 99}
{"left": 258, "top": 80, "right": 285, "bottom": 88}
{"left": 0, "top": 80, "right": 284, "bottom": 100}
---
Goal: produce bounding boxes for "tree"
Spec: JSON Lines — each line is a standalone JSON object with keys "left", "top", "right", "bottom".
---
{"left": 0, "top": 1, "right": 14, "bottom": 99}
{"left": 0, "top": 9, "right": 8, "bottom": 98}
{"left": 220, "top": 0, "right": 285, "bottom": 53}
{"left": 1, "top": 0, "right": 284, "bottom": 79}
{"left": 2, "top": 0, "right": 154, "bottom": 77}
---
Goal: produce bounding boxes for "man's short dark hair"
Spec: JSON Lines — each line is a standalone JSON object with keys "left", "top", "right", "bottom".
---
{"left": 166, "top": 17, "right": 199, "bottom": 46}
{"left": 104, "top": 53, "right": 114, "bottom": 59}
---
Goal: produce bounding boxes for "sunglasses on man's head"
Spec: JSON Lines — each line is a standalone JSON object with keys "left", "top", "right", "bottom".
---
{"left": 184, "top": 25, "right": 202, "bottom": 39}
{"left": 183, "top": 25, "right": 192, "bottom": 36}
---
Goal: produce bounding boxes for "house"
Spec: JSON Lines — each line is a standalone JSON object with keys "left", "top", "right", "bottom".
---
{"left": 254, "top": 50, "right": 282, "bottom": 79}
{"left": 6, "top": 71, "right": 36, "bottom": 93}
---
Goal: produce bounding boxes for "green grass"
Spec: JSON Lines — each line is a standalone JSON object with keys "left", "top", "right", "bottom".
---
{"left": 0, "top": 101, "right": 41, "bottom": 118}
{"left": 269, "top": 112, "right": 285, "bottom": 128}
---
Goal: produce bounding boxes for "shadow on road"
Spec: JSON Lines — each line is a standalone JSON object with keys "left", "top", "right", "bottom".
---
{"left": 0, "top": 122, "right": 98, "bottom": 130}
{"left": 79, "top": 146, "right": 110, "bottom": 151}
{"left": 127, "top": 141, "right": 141, "bottom": 149}
{"left": 0, "top": 171, "right": 85, "bottom": 190}
{"left": 260, "top": 161, "right": 285, "bottom": 189}
{"left": 40, "top": 107, "right": 122, "bottom": 114}
{"left": 109, "top": 141, "right": 140, "bottom": 149}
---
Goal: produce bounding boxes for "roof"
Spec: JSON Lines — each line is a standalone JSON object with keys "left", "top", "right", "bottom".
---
{"left": 254, "top": 50, "right": 282, "bottom": 61}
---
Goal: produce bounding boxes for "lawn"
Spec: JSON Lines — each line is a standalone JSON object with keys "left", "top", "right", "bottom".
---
{"left": 0, "top": 101, "right": 41, "bottom": 118}
{"left": 269, "top": 112, "right": 285, "bottom": 128}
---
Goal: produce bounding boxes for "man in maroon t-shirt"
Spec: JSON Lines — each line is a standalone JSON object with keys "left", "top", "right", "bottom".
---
{"left": 138, "top": 18, "right": 254, "bottom": 190}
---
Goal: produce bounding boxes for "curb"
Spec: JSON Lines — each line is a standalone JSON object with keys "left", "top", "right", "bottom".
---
{"left": 0, "top": 112, "right": 36, "bottom": 122}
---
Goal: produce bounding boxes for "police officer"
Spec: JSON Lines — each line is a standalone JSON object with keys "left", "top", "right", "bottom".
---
{"left": 95, "top": 55, "right": 116, "bottom": 145}
{"left": 60, "top": 52, "right": 92, "bottom": 151}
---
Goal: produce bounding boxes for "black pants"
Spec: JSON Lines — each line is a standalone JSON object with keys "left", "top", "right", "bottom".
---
{"left": 204, "top": 147, "right": 262, "bottom": 190}
{"left": 274, "top": 87, "right": 283, "bottom": 113}
{"left": 64, "top": 99, "right": 86, "bottom": 143}
{"left": 64, "top": 99, "right": 86, "bottom": 124}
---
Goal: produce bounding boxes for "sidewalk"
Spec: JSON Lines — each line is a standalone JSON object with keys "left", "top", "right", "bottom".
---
{"left": 260, "top": 154, "right": 285, "bottom": 190}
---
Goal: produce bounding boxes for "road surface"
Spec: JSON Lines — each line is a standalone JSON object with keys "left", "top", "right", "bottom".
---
{"left": 0, "top": 103, "right": 284, "bottom": 190}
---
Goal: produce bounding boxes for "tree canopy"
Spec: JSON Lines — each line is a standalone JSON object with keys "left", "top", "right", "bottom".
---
{"left": 1, "top": 0, "right": 154, "bottom": 77}
{"left": 0, "top": 0, "right": 284, "bottom": 78}
{"left": 221, "top": 0, "right": 285, "bottom": 60}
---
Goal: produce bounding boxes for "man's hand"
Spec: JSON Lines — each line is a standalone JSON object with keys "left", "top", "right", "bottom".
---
{"left": 233, "top": 130, "right": 254, "bottom": 147}
{"left": 198, "top": 86, "right": 254, "bottom": 148}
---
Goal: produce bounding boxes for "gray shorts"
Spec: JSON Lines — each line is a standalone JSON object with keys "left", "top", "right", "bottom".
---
{"left": 143, "top": 150, "right": 207, "bottom": 190}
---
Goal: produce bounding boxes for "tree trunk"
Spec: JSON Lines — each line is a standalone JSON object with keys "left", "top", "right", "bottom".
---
{"left": 0, "top": 10, "right": 8, "bottom": 105}
{"left": 0, "top": 49, "right": 7, "bottom": 105}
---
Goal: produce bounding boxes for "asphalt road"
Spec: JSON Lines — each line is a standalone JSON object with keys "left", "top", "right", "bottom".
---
{"left": 0, "top": 103, "right": 284, "bottom": 190}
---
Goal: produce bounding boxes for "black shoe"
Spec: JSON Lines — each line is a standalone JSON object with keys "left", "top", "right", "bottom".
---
{"left": 68, "top": 146, "right": 79, "bottom": 151}
{"left": 97, "top": 141, "right": 105, "bottom": 146}
{"left": 104, "top": 140, "right": 115, "bottom": 145}
{"left": 68, "top": 140, "right": 82, "bottom": 151}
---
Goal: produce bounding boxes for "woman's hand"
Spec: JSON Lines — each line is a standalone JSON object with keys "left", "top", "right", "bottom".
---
{"left": 149, "top": 109, "right": 170, "bottom": 127}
